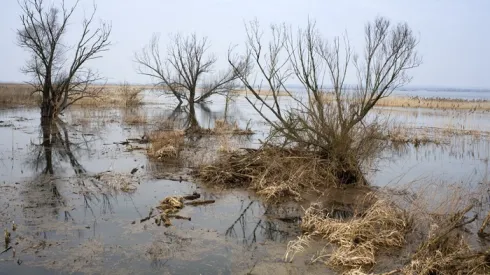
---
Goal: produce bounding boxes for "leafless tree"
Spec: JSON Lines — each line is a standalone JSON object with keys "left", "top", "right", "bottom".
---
{"left": 135, "top": 33, "right": 248, "bottom": 130}
{"left": 229, "top": 17, "right": 421, "bottom": 184}
{"left": 17, "top": 0, "right": 111, "bottom": 120}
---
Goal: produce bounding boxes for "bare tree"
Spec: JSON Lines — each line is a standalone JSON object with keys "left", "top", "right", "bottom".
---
{"left": 17, "top": 0, "right": 111, "bottom": 120}
{"left": 135, "top": 33, "right": 247, "bottom": 130}
{"left": 229, "top": 17, "right": 421, "bottom": 184}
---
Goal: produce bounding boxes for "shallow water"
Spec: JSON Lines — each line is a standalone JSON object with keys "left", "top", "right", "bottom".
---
{"left": 1, "top": 93, "right": 490, "bottom": 274}
{"left": 0, "top": 105, "right": 325, "bottom": 274}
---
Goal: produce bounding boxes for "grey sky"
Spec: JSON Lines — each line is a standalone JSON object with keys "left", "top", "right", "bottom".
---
{"left": 1, "top": 0, "right": 489, "bottom": 88}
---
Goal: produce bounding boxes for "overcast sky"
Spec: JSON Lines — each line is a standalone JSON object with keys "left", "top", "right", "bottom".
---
{"left": 1, "top": 0, "right": 489, "bottom": 89}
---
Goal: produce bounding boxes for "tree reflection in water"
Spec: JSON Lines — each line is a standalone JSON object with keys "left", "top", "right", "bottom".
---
{"left": 224, "top": 201, "right": 294, "bottom": 246}
{"left": 23, "top": 117, "right": 113, "bottom": 224}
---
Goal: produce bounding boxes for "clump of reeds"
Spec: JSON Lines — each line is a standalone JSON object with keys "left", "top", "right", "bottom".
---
{"left": 147, "top": 129, "right": 185, "bottom": 160}
{"left": 285, "top": 196, "right": 411, "bottom": 270}
{"left": 198, "top": 147, "right": 349, "bottom": 202}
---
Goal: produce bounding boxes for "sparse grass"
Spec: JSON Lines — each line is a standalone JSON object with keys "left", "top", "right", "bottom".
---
{"left": 198, "top": 147, "right": 351, "bottom": 202}
{"left": 199, "top": 119, "right": 254, "bottom": 136}
{"left": 385, "top": 126, "right": 443, "bottom": 146}
{"left": 147, "top": 129, "right": 185, "bottom": 160}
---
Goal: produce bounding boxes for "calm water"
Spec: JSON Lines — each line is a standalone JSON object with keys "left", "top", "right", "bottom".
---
{"left": 1, "top": 91, "right": 490, "bottom": 274}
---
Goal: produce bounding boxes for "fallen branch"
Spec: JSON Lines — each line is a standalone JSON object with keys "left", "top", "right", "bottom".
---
{"left": 0, "top": 246, "right": 12, "bottom": 255}
{"left": 185, "top": 200, "right": 216, "bottom": 206}
{"left": 183, "top": 192, "right": 201, "bottom": 201}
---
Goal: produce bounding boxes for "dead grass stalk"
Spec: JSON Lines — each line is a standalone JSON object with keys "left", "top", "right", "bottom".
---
{"left": 198, "top": 147, "right": 344, "bottom": 202}
{"left": 286, "top": 197, "right": 411, "bottom": 270}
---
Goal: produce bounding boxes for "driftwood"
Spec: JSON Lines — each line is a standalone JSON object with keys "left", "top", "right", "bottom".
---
{"left": 183, "top": 192, "right": 201, "bottom": 201}
{"left": 185, "top": 200, "right": 215, "bottom": 206}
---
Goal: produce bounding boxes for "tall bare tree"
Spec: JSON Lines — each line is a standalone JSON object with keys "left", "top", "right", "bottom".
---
{"left": 135, "top": 33, "right": 247, "bottom": 130}
{"left": 17, "top": 0, "right": 111, "bottom": 120}
{"left": 229, "top": 17, "right": 421, "bottom": 184}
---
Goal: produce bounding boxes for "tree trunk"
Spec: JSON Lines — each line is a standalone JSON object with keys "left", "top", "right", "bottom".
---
{"left": 41, "top": 116, "right": 54, "bottom": 174}
{"left": 188, "top": 98, "right": 200, "bottom": 131}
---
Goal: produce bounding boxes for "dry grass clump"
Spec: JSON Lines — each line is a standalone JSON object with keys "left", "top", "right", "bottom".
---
{"left": 198, "top": 147, "right": 346, "bottom": 202}
{"left": 147, "top": 129, "right": 185, "bottom": 160}
{"left": 0, "top": 84, "right": 40, "bottom": 106}
{"left": 286, "top": 197, "right": 411, "bottom": 270}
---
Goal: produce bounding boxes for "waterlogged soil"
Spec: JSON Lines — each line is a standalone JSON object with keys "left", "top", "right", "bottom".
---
{"left": 1, "top": 94, "right": 490, "bottom": 274}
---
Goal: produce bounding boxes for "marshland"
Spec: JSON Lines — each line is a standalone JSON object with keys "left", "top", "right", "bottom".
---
{"left": 1, "top": 1, "right": 490, "bottom": 275}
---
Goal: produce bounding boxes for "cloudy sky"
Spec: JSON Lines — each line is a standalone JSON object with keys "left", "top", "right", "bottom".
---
{"left": 1, "top": 0, "right": 489, "bottom": 89}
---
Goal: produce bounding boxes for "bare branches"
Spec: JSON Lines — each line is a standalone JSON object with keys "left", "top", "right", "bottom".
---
{"left": 17, "top": 0, "right": 111, "bottom": 118}
{"left": 229, "top": 17, "right": 420, "bottom": 183}
{"left": 136, "top": 33, "right": 244, "bottom": 105}
{"left": 135, "top": 32, "right": 246, "bottom": 129}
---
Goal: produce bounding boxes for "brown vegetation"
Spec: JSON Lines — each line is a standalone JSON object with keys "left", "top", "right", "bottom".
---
{"left": 376, "top": 96, "right": 490, "bottom": 111}
{"left": 198, "top": 147, "right": 359, "bottom": 202}
{"left": 285, "top": 196, "right": 411, "bottom": 270}
{"left": 0, "top": 84, "right": 40, "bottom": 106}
{"left": 147, "top": 129, "right": 185, "bottom": 160}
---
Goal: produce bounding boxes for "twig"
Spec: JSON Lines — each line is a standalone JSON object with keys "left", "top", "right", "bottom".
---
{"left": 0, "top": 246, "right": 12, "bottom": 255}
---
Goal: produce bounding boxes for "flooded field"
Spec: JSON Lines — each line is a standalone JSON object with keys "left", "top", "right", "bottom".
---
{"left": 1, "top": 93, "right": 490, "bottom": 274}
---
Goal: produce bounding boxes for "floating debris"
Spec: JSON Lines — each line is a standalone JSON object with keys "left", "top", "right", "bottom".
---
{"left": 139, "top": 193, "right": 208, "bottom": 227}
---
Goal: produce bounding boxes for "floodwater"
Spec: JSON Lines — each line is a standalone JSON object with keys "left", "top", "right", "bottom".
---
{"left": 1, "top": 92, "right": 490, "bottom": 274}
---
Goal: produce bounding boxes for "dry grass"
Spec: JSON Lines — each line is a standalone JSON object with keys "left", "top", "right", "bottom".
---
{"left": 285, "top": 196, "right": 411, "bottom": 270}
{"left": 376, "top": 96, "right": 490, "bottom": 111}
{"left": 0, "top": 83, "right": 150, "bottom": 108}
{"left": 198, "top": 147, "right": 351, "bottom": 202}
{"left": 147, "top": 129, "right": 185, "bottom": 160}
{"left": 282, "top": 180, "right": 490, "bottom": 275}
{"left": 319, "top": 93, "right": 490, "bottom": 111}
{"left": 0, "top": 83, "right": 40, "bottom": 106}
